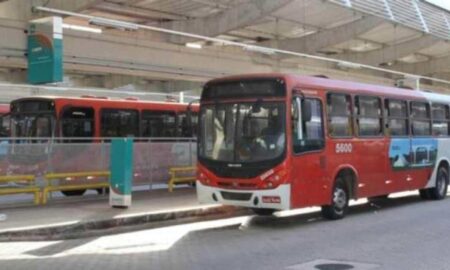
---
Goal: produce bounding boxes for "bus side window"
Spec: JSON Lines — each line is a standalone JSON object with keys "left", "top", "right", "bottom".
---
{"left": 0, "top": 114, "right": 10, "bottom": 137}
{"left": 355, "top": 96, "right": 383, "bottom": 137}
{"left": 101, "top": 109, "right": 139, "bottom": 137}
{"left": 385, "top": 99, "right": 409, "bottom": 136}
{"left": 327, "top": 93, "right": 352, "bottom": 137}
{"left": 292, "top": 97, "right": 324, "bottom": 153}
{"left": 141, "top": 110, "right": 176, "bottom": 137}
{"left": 411, "top": 102, "right": 431, "bottom": 136}
{"left": 61, "top": 107, "right": 95, "bottom": 139}
{"left": 176, "top": 112, "right": 198, "bottom": 137}
{"left": 432, "top": 103, "right": 449, "bottom": 136}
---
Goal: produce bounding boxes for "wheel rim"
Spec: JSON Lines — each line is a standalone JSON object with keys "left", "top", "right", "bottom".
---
{"left": 437, "top": 172, "right": 447, "bottom": 196}
{"left": 333, "top": 188, "right": 347, "bottom": 212}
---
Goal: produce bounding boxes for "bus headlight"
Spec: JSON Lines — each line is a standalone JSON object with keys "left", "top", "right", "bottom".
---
{"left": 198, "top": 172, "right": 210, "bottom": 184}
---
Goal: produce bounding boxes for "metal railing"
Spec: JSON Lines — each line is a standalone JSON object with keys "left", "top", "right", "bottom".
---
{"left": 0, "top": 137, "right": 197, "bottom": 204}
{"left": 329, "top": 0, "right": 450, "bottom": 41}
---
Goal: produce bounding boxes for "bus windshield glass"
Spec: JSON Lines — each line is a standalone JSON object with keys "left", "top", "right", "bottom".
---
{"left": 11, "top": 114, "right": 53, "bottom": 137}
{"left": 10, "top": 100, "right": 55, "bottom": 138}
{"left": 199, "top": 101, "right": 285, "bottom": 163}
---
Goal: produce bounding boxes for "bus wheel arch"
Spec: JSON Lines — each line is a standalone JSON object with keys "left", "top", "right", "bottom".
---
{"left": 437, "top": 159, "right": 449, "bottom": 175}
{"left": 429, "top": 160, "right": 449, "bottom": 200}
{"left": 321, "top": 167, "right": 357, "bottom": 220}
{"left": 334, "top": 167, "right": 358, "bottom": 200}
{"left": 421, "top": 159, "right": 450, "bottom": 200}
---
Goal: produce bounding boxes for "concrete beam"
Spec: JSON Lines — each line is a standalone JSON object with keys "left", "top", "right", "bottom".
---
{"left": 390, "top": 55, "right": 450, "bottom": 76}
{"left": 337, "top": 35, "right": 439, "bottom": 66}
{"left": 262, "top": 16, "right": 383, "bottom": 57}
{"left": 0, "top": 18, "right": 448, "bottom": 92}
{"left": 93, "top": 2, "right": 188, "bottom": 22}
{"left": 162, "top": 0, "right": 292, "bottom": 44}
{"left": 0, "top": 0, "right": 101, "bottom": 21}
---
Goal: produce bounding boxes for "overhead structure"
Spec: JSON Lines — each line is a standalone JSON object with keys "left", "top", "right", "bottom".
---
{"left": 0, "top": 0, "right": 450, "bottom": 93}
{"left": 329, "top": 0, "right": 450, "bottom": 42}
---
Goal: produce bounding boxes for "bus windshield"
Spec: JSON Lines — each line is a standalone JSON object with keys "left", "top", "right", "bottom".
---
{"left": 11, "top": 114, "right": 54, "bottom": 137}
{"left": 199, "top": 101, "right": 285, "bottom": 163}
{"left": 10, "top": 100, "right": 55, "bottom": 138}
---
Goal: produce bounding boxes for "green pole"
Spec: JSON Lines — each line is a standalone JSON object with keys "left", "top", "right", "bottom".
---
{"left": 109, "top": 138, "right": 134, "bottom": 208}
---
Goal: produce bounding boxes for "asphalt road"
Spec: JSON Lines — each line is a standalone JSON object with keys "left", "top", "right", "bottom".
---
{"left": 1, "top": 192, "right": 449, "bottom": 270}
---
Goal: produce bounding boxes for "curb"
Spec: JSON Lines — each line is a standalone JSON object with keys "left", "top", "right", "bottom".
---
{"left": 0, "top": 205, "right": 252, "bottom": 242}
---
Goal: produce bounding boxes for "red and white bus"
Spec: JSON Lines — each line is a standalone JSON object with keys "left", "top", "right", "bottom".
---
{"left": 196, "top": 73, "right": 449, "bottom": 219}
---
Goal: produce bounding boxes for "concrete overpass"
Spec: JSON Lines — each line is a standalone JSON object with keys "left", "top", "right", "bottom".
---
{"left": 0, "top": 0, "right": 449, "bottom": 95}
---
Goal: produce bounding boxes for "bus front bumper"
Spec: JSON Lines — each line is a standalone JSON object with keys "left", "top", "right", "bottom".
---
{"left": 196, "top": 181, "right": 291, "bottom": 210}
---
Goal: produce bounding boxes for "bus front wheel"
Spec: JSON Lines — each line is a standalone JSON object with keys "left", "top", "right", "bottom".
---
{"left": 321, "top": 178, "right": 349, "bottom": 220}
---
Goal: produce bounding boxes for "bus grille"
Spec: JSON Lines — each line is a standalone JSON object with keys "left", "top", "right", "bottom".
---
{"left": 221, "top": 191, "right": 252, "bottom": 201}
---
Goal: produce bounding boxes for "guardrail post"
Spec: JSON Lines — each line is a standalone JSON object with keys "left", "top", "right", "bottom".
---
{"left": 109, "top": 138, "right": 134, "bottom": 208}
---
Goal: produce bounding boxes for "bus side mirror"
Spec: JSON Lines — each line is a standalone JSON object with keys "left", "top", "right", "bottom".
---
{"left": 302, "top": 100, "right": 312, "bottom": 122}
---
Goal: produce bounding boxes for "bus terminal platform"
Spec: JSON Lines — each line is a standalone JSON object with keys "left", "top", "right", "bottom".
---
{"left": 0, "top": 188, "right": 249, "bottom": 241}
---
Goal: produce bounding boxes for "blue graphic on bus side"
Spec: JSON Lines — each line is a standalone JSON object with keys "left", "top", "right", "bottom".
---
{"left": 389, "top": 138, "right": 437, "bottom": 169}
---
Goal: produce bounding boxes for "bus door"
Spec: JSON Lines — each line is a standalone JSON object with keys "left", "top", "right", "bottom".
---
{"left": 291, "top": 95, "right": 327, "bottom": 207}
{"left": 385, "top": 99, "right": 412, "bottom": 193}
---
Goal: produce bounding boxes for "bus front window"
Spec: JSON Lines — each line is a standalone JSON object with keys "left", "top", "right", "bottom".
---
{"left": 11, "top": 115, "right": 53, "bottom": 137}
{"left": 200, "top": 102, "right": 285, "bottom": 163}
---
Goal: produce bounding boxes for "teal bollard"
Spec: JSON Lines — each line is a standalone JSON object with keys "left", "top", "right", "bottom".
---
{"left": 109, "top": 138, "right": 134, "bottom": 208}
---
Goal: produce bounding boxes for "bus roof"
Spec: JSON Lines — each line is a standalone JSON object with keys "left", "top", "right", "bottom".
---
{"left": 206, "top": 73, "right": 446, "bottom": 101}
{"left": 11, "top": 96, "right": 198, "bottom": 108}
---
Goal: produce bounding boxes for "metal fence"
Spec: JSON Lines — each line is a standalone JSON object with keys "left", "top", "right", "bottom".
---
{"left": 0, "top": 137, "right": 197, "bottom": 191}
{"left": 330, "top": 0, "right": 450, "bottom": 41}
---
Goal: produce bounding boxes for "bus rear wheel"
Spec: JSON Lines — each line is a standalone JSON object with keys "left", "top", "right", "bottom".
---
{"left": 428, "top": 167, "right": 449, "bottom": 200}
{"left": 252, "top": 208, "right": 275, "bottom": 216}
{"left": 61, "top": 189, "right": 86, "bottom": 196}
{"left": 321, "top": 178, "right": 349, "bottom": 220}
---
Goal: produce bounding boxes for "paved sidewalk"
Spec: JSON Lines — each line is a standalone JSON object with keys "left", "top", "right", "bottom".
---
{"left": 0, "top": 188, "right": 249, "bottom": 241}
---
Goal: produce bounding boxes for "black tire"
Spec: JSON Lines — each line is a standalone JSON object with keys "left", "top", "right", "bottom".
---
{"left": 252, "top": 208, "right": 276, "bottom": 216}
{"left": 368, "top": 195, "right": 389, "bottom": 203}
{"left": 428, "top": 166, "right": 449, "bottom": 200}
{"left": 61, "top": 189, "right": 86, "bottom": 196}
{"left": 419, "top": 189, "right": 430, "bottom": 200}
{"left": 321, "top": 178, "right": 349, "bottom": 220}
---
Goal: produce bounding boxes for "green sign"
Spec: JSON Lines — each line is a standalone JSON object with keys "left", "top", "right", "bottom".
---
{"left": 27, "top": 17, "right": 63, "bottom": 84}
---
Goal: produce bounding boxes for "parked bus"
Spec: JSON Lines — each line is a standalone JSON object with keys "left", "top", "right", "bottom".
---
{"left": 196, "top": 73, "right": 449, "bottom": 219}
{"left": 8, "top": 96, "right": 198, "bottom": 196}
{"left": 10, "top": 96, "right": 198, "bottom": 139}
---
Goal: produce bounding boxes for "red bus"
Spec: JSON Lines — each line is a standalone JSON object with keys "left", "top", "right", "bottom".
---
{"left": 10, "top": 96, "right": 198, "bottom": 139}
{"left": 196, "top": 73, "right": 449, "bottom": 219}
{"left": 8, "top": 96, "right": 198, "bottom": 196}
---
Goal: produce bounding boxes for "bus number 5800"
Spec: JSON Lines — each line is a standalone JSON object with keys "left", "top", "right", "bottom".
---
{"left": 335, "top": 143, "right": 352, "bottom": 153}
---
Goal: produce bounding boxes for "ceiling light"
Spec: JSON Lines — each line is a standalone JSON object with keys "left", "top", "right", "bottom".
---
{"left": 89, "top": 18, "right": 138, "bottom": 31}
{"left": 185, "top": 43, "right": 202, "bottom": 49}
{"left": 243, "top": 45, "right": 275, "bottom": 55}
{"left": 337, "top": 61, "right": 362, "bottom": 69}
{"left": 62, "top": 23, "right": 102, "bottom": 34}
